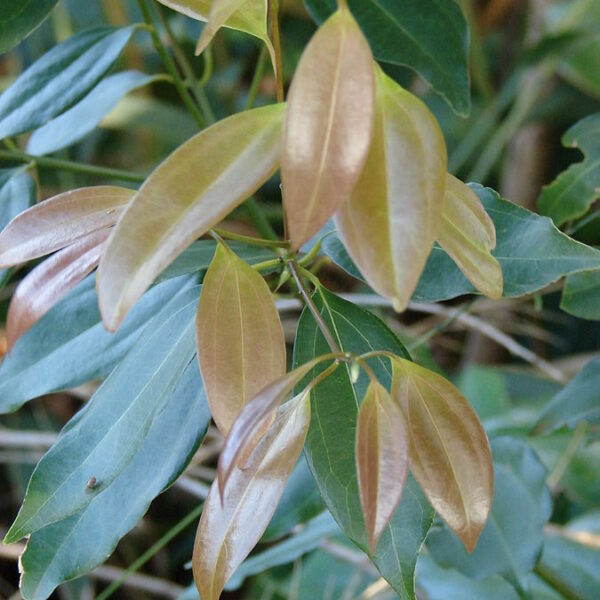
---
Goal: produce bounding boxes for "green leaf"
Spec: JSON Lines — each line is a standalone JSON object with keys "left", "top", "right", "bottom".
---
{"left": 0, "top": 0, "right": 59, "bottom": 53}
{"left": 4, "top": 286, "right": 201, "bottom": 543}
{"left": 560, "top": 268, "right": 600, "bottom": 319}
{"left": 293, "top": 288, "right": 434, "bottom": 600}
{"left": 303, "top": 0, "right": 470, "bottom": 115}
{"left": 416, "top": 554, "right": 520, "bottom": 600}
{"left": 538, "top": 113, "right": 600, "bottom": 226}
{"left": 558, "top": 37, "right": 600, "bottom": 99}
{"left": 27, "top": 71, "right": 155, "bottom": 156}
{"left": 0, "top": 275, "right": 192, "bottom": 414}
{"left": 19, "top": 362, "right": 211, "bottom": 600}
{"left": 428, "top": 437, "right": 552, "bottom": 591}
{"left": 537, "top": 355, "right": 600, "bottom": 433}
{"left": 0, "top": 26, "right": 135, "bottom": 139}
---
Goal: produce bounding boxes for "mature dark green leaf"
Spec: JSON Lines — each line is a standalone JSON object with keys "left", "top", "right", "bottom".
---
{"left": 428, "top": 437, "right": 552, "bottom": 591}
{"left": 27, "top": 71, "right": 155, "bottom": 156}
{"left": 558, "top": 38, "right": 600, "bottom": 99}
{"left": 417, "top": 555, "right": 520, "bottom": 600}
{"left": 0, "top": 275, "right": 192, "bottom": 414}
{"left": 19, "top": 362, "right": 211, "bottom": 600}
{"left": 0, "top": 26, "right": 135, "bottom": 139}
{"left": 561, "top": 268, "right": 600, "bottom": 319}
{"left": 537, "top": 355, "right": 600, "bottom": 433}
{"left": 5, "top": 286, "right": 201, "bottom": 543}
{"left": 303, "top": 0, "right": 470, "bottom": 115}
{"left": 294, "top": 288, "right": 434, "bottom": 600}
{"left": 323, "top": 185, "right": 600, "bottom": 302}
{"left": 538, "top": 114, "right": 600, "bottom": 226}
{"left": 0, "top": 1, "right": 59, "bottom": 53}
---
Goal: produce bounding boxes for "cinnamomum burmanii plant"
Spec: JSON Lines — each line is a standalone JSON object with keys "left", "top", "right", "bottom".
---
{"left": 1, "top": 0, "right": 600, "bottom": 598}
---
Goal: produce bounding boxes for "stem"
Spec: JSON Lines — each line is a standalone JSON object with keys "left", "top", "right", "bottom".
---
{"left": 0, "top": 149, "right": 145, "bottom": 183}
{"left": 95, "top": 503, "right": 204, "bottom": 600}
{"left": 212, "top": 227, "right": 287, "bottom": 248}
{"left": 245, "top": 46, "right": 269, "bottom": 111}
{"left": 137, "top": 0, "right": 206, "bottom": 128}
{"left": 533, "top": 565, "right": 583, "bottom": 600}
{"left": 288, "top": 261, "right": 341, "bottom": 353}
{"left": 268, "top": 0, "right": 284, "bottom": 103}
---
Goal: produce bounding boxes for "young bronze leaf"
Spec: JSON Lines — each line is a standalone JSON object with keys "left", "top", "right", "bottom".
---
{"left": 391, "top": 358, "right": 493, "bottom": 552}
{"left": 217, "top": 357, "right": 330, "bottom": 497}
{"left": 193, "top": 391, "right": 311, "bottom": 600}
{"left": 196, "top": 242, "right": 286, "bottom": 435}
{"left": 356, "top": 380, "right": 408, "bottom": 553}
{"left": 6, "top": 229, "right": 110, "bottom": 351}
{"left": 437, "top": 175, "right": 503, "bottom": 299}
{"left": 97, "top": 104, "right": 285, "bottom": 331}
{"left": 335, "top": 67, "right": 447, "bottom": 312}
{"left": 0, "top": 186, "right": 132, "bottom": 267}
{"left": 281, "top": 4, "right": 375, "bottom": 249}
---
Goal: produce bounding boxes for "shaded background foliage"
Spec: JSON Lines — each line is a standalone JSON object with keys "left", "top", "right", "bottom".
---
{"left": 0, "top": 0, "right": 599, "bottom": 599}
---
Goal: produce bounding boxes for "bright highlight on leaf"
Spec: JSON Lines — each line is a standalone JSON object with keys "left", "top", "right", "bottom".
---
{"left": 193, "top": 391, "right": 311, "bottom": 600}
{"left": 196, "top": 242, "right": 286, "bottom": 435}
{"left": 335, "top": 67, "right": 447, "bottom": 312}
{"left": 392, "top": 358, "right": 493, "bottom": 552}
{"left": 356, "top": 380, "right": 408, "bottom": 553}
{"left": 282, "top": 4, "right": 375, "bottom": 249}
{"left": 0, "top": 186, "right": 132, "bottom": 267}
{"left": 437, "top": 174, "right": 503, "bottom": 299}
{"left": 97, "top": 103, "right": 285, "bottom": 331}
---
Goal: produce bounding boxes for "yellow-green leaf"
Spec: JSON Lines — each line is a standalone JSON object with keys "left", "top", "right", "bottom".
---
{"left": 281, "top": 5, "right": 375, "bottom": 249}
{"left": 196, "top": 242, "right": 286, "bottom": 436}
{"left": 0, "top": 186, "right": 132, "bottom": 267}
{"left": 392, "top": 358, "right": 493, "bottom": 552}
{"left": 356, "top": 380, "right": 408, "bottom": 553}
{"left": 437, "top": 174, "right": 503, "bottom": 299}
{"left": 334, "top": 67, "right": 447, "bottom": 311}
{"left": 193, "top": 392, "right": 311, "bottom": 600}
{"left": 97, "top": 104, "right": 285, "bottom": 331}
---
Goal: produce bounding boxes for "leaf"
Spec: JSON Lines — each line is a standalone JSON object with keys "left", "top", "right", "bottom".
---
{"left": 428, "top": 437, "right": 552, "bottom": 591}
{"left": 19, "top": 361, "right": 211, "bottom": 600}
{"left": 437, "top": 174, "right": 503, "bottom": 299}
{"left": 282, "top": 5, "right": 375, "bottom": 249}
{"left": 334, "top": 67, "right": 446, "bottom": 311}
{"left": 538, "top": 113, "right": 600, "bottom": 226}
{"left": 196, "top": 242, "right": 286, "bottom": 435}
{"left": 558, "top": 37, "right": 600, "bottom": 100}
{"left": 0, "top": 26, "right": 136, "bottom": 139}
{"left": 4, "top": 286, "right": 201, "bottom": 543}
{"left": 97, "top": 103, "right": 285, "bottom": 331}
{"left": 392, "top": 358, "right": 493, "bottom": 552}
{"left": 303, "top": 0, "right": 470, "bottom": 116}
{"left": 0, "top": 186, "right": 133, "bottom": 267}
{"left": 6, "top": 228, "right": 110, "bottom": 351}
{"left": 0, "top": 275, "right": 193, "bottom": 414}
{"left": 192, "top": 392, "right": 311, "bottom": 600}
{"left": 537, "top": 355, "right": 600, "bottom": 433}
{"left": 0, "top": 0, "right": 59, "bottom": 53}
{"left": 294, "top": 288, "right": 434, "bottom": 600}
{"left": 560, "top": 269, "right": 600, "bottom": 320}
{"left": 27, "top": 71, "right": 156, "bottom": 156}
{"left": 356, "top": 380, "right": 408, "bottom": 552}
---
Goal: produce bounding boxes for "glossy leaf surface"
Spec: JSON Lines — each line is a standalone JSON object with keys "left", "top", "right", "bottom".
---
{"left": 19, "top": 362, "right": 210, "bottom": 600}
{"left": 437, "top": 174, "right": 503, "bottom": 299}
{"left": 282, "top": 6, "right": 375, "bottom": 249}
{"left": 98, "top": 103, "right": 285, "bottom": 330}
{"left": 193, "top": 393, "right": 311, "bottom": 600}
{"left": 6, "top": 229, "right": 110, "bottom": 351}
{"left": 334, "top": 68, "right": 446, "bottom": 311}
{"left": 303, "top": 0, "right": 470, "bottom": 115}
{"left": 392, "top": 358, "right": 493, "bottom": 552}
{"left": 0, "top": 27, "right": 135, "bottom": 138}
{"left": 0, "top": 186, "right": 133, "bottom": 267}
{"left": 196, "top": 242, "right": 286, "bottom": 434}
{"left": 356, "top": 380, "right": 408, "bottom": 552}
{"left": 27, "top": 71, "right": 155, "bottom": 156}
{"left": 0, "top": 0, "right": 59, "bottom": 53}
{"left": 538, "top": 114, "right": 600, "bottom": 226}
{"left": 294, "top": 288, "right": 434, "bottom": 599}
{"left": 4, "top": 286, "right": 200, "bottom": 543}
